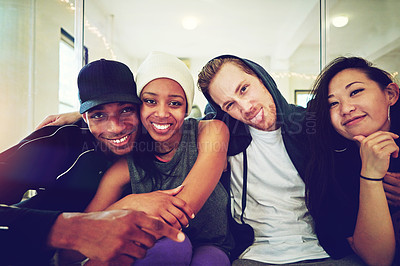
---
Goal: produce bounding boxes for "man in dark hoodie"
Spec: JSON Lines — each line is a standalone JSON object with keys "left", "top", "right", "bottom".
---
{"left": 197, "top": 55, "right": 364, "bottom": 265}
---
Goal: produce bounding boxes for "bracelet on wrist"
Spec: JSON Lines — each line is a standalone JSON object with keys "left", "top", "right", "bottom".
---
{"left": 360, "top": 175, "right": 384, "bottom": 181}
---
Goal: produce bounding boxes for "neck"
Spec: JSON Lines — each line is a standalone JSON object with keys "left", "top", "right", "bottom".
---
{"left": 154, "top": 144, "right": 178, "bottom": 161}
{"left": 153, "top": 129, "right": 183, "bottom": 160}
{"left": 154, "top": 137, "right": 181, "bottom": 161}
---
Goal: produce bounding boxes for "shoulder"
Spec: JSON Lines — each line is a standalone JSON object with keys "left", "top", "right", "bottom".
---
{"left": 24, "top": 124, "right": 91, "bottom": 144}
{"left": 0, "top": 124, "right": 93, "bottom": 161}
{"left": 198, "top": 119, "right": 229, "bottom": 137}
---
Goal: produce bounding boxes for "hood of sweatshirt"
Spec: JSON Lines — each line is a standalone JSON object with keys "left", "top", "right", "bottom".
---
{"left": 202, "top": 55, "right": 308, "bottom": 177}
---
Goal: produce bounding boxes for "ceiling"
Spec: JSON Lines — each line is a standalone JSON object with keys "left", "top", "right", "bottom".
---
{"left": 88, "top": 0, "right": 320, "bottom": 61}
{"left": 85, "top": 0, "right": 400, "bottom": 79}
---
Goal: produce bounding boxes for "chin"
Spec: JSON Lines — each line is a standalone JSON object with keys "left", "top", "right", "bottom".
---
{"left": 112, "top": 145, "right": 134, "bottom": 156}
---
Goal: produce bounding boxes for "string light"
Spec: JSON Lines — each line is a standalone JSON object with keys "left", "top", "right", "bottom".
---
{"left": 271, "top": 72, "right": 317, "bottom": 80}
{"left": 272, "top": 71, "right": 398, "bottom": 81}
{"left": 58, "top": 0, "right": 116, "bottom": 59}
{"left": 57, "top": 0, "right": 399, "bottom": 81}
{"left": 59, "top": 0, "right": 75, "bottom": 11}
{"left": 84, "top": 19, "right": 116, "bottom": 59}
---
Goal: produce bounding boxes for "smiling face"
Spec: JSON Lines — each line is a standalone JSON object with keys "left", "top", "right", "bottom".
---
{"left": 328, "top": 68, "right": 396, "bottom": 140}
{"left": 208, "top": 62, "right": 277, "bottom": 131}
{"left": 83, "top": 102, "right": 140, "bottom": 156}
{"left": 140, "top": 78, "right": 187, "bottom": 148}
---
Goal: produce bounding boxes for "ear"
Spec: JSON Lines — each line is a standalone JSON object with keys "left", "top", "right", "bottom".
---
{"left": 82, "top": 113, "right": 88, "bottom": 124}
{"left": 386, "top": 83, "right": 399, "bottom": 106}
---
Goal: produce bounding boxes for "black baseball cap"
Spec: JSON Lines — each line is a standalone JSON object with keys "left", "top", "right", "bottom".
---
{"left": 78, "top": 59, "right": 141, "bottom": 114}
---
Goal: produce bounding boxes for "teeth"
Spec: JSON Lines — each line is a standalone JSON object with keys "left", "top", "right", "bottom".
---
{"left": 112, "top": 135, "right": 128, "bottom": 144}
{"left": 153, "top": 123, "right": 170, "bottom": 130}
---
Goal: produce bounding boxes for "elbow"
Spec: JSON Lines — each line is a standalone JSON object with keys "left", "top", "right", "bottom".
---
{"left": 351, "top": 239, "right": 395, "bottom": 266}
{"left": 362, "top": 256, "right": 394, "bottom": 266}
{"left": 356, "top": 247, "right": 395, "bottom": 266}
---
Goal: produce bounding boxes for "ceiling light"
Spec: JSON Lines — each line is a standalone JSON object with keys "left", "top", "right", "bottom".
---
{"left": 182, "top": 16, "right": 199, "bottom": 30}
{"left": 332, "top": 15, "right": 349, "bottom": 28}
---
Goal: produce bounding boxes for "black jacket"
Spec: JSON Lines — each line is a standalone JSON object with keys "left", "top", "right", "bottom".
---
{"left": 0, "top": 120, "right": 115, "bottom": 265}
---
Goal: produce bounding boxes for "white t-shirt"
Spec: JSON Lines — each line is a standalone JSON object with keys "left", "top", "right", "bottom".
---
{"left": 229, "top": 126, "right": 328, "bottom": 264}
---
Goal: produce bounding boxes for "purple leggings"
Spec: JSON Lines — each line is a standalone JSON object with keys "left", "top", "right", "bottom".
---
{"left": 134, "top": 235, "right": 230, "bottom": 265}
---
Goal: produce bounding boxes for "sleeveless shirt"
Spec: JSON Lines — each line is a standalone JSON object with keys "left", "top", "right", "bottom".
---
{"left": 127, "top": 118, "right": 234, "bottom": 253}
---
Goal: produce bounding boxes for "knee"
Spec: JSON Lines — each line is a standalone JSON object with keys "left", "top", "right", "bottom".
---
{"left": 135, "top": 235, "right": 192, "bottom": 265}
{"left": 191, "top": 245, "right": 230, "bottom": 266}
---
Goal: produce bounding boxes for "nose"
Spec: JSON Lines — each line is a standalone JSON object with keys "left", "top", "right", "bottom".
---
{"left": 238, "top": 98, "right": 253, "bottom": 116}
{"left": 340, "top": 101, "right": 355, "bottom": 115}
{"left": 155, "top": 103, "right": 170, "bottom": 118}
{"left": 107, "top": 115, "right": 125, "bottom": 133}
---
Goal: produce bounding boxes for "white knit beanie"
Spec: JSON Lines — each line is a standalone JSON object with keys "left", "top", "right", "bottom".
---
{"left": 136, "top": 51, "right": 194, "bottom": 116}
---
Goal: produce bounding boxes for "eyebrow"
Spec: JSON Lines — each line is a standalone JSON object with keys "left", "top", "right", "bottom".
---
{"left": 221, "top": 81, "right": 243, "bottom": 110}
{"left": 142, "top": 92, "right": 185, "bottom": 100}
{"left": 168, "top": 94, "right": 185, "bottom": 100}
{"left": 142, "top": 92, "right": 156, "bottom": 97}
{"left": 328, "top": 81, "right": 363, "bottom": 98}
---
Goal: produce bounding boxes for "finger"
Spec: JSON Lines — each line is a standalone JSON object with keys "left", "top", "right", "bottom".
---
{"left": 381, "top": 141, "right": 400, "bottom": 156}
{"left": 120, "top": 241, "right": 148, "bottom": 261}
{"left": 167, "top": 207, "right": 189, "bottom": 227}
{"left": 384, "top": 189, "right": 400, "bottom": 208}
{"left": 367, "top": 131, "right": 398, "bottom": 140}
{"left": 390, "top": 133, "right": 399, "bottom": 139}
{"left": 393, "top": 149, "right": 399, "bottom": 158}
{"left": 171, "top": 197, "right": 195, "bottom": 219}
{"left": 161, "top": 211, "right": 182, "bottom": 229}
{"left": 386, "top": 196, "right": 400, "bottom": 208}
{"left": 366, "top": 138, "right": 399, "bottom": 158}
{"left": 124, "top": 225, "right": 156, "bottom": 250}
{"left": 353, "top": 135, "right": 365, "bottom": 143}
{"left": 387, "top": 198, "right": 396, "bottom": 207}
{"left": 385, "top": 172, "right": 400, "bottom": 181}
{"left": 134, "top": 213, "right": 185, "bottom": 242}
{"left": 382, "top": 142, "right": 400, "bottom": 159}
{"left": 35, "top": 117, "right": 57, "bottom": 130}
{"left": 359, "top": 132, "right": 396, "bottom": 150}
{"left": 385, "top": 189, "right": 399, "bottom": 200}
{"left": 383, "top": 182, "right": 400, "bottom": 196}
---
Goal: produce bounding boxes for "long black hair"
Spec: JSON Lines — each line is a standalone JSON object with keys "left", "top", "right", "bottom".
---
{"left": 305, "top": 56, "right": 396, "bottom": 218}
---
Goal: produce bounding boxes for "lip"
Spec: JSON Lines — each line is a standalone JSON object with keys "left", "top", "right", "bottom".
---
{"left": 104, "top": 132, "right": 133, "bottom": 147}
{"left": 249, "top": 108, "right": 263, "bottom": 125}
{"left": 342, "top": 115, "right": 366, "bottom": 126}
{"left": 151, "top": 122, "right": 172, "bottom": 134}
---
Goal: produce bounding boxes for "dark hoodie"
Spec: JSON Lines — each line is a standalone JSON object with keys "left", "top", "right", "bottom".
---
{"left": 202, "top": 55, "right": 312, "bottom": 260}
{"left": 203, "top": 55, "right": 310, "bottom": 177}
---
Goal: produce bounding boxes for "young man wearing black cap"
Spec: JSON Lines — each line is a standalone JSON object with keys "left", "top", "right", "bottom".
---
{"left": 0, "top": 59, "right": 186, "bottom": 265}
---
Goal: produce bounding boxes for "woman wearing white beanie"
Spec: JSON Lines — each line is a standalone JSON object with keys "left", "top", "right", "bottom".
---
{"left": 136, "top": 51, "right": 195, "bottom": 116}
{"left": 85, "top": 52, "right": 233, "bottom": 265}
